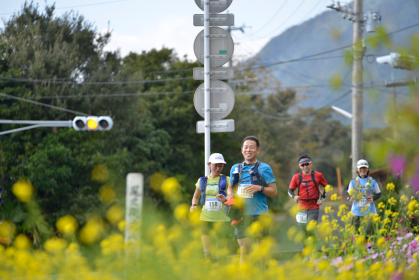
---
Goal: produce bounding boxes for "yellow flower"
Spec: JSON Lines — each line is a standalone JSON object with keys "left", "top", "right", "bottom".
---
{"left": 91, "top": 164, "right": 109, "bottom": 183}
{"left": 400, "top": 194, "right": 408, "bottom": 203}
{"left": 391, "top": 212, "right": 399, "bottom": 218}
{"left": 14, "top": 234, "right": 31, "bottom": 250}
{"left": 99, "top": 185, "right": 116, "bottom": 204}
{"left": 233, "top": 195, "right": 245, "bottom": 210}
{"left": 246, "top": 221, "right": 263, "bottom": 237}
{"left": 324, "top": 184, "right": 333, "bottom": 193}
{"left": 387, "top": 197, "right": 397, "bottom": 206}
{"left": 289, "top": 204, "right": 299, "bottom": 218}
{"left": 379, "top": 228, "right": 387, "bottom": 236}
{"left": 371, "top": 214, "right": 381, "bottom": 223}
{"left": 12, "top": 180, "right": 34, "bottom": 203}
{"left": 318, "top": 260, "right": 329, "bottom": 271}
{"left": 386, "top": 182, "right": 395, "bottom": 191}
{"left": 161, "top": 177, "right": 181, "bottom": 202}
{"left": 377, "top": 202, "right": 385, "bottom": 210}
{"left": 173, "top": 204, "right": 189, "bottom": 221}
{"left": 376, "top": 236, "right": 386, "bottom": 248}
{"left": 44, "top": 237, "right": 67, "bottom": 254}
{"left": 324, "top": 206, "right": 332, "bottom": 214}
{"left": 106, "top": 205, "right": 124, "bottom": 225}
{"left": 337, "top": 204, "right": 348, "bottom": 217}
{"left": 117, "top": 220, "right": 125, "bottom": 232}
{"left": 258, "top": 213, "right": 273, "bottom": 228}
{"left": 330, "top": 193, "right": 338, "bottom": 201}
{"left": 149, "top": 172, "right": 166, "bottom": 192}
{"left": 79, "top": 217, "right": 104, "bottom": 245}
{"left": 100, "top": 233, "right": 124, "bottom": 255}
{"left": 56, "top": 215, "right": 78, "bottom": 236}
{"left": 306, "top": 220, "right": 317, "bottom": 232}
{"left": 188, "top": 208, "right": 201, "bottom": 226}
{"left": 318, "top": 221, "right": 332, "bottom": 237}
{"left": 355, "top": 235, "right": 365, "bottom": 246}
{"left": 0, "top": 220, "right": 16, "bottom": 245}
{"left": 407, "top": 199, "right": 419, "bottom": 217}
{"left": 383, "top": 218, "right": 391, "bottom": 225}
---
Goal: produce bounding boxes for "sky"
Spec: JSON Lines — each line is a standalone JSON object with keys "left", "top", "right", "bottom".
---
{"left": 0, "top": 0, "right": 352, "bottom": 62}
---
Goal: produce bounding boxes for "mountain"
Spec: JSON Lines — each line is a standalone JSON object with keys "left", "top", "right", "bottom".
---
{"left": 252, "top": 0, "right": 418, "bottom": 128}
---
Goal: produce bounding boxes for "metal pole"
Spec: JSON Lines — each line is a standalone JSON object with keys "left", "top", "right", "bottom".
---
{"left": 0, "top": 120, "right": 73, "bottom": 136}
{"left": 351, "top": 0, "right": 364, "bottom": 175}
{"left": 204, "top": 0, "right": 211, "bottom": 176}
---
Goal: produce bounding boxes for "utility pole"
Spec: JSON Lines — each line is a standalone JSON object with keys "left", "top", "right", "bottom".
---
{"left": 327, "top": 1, "right": 381, "bottom": 174}
{"left": 352, "top": 0, "right": 363, "bottom": 175}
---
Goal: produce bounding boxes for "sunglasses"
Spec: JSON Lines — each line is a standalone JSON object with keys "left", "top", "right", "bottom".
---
{"left": 300, "top": 163, "right": 310, "bottom": 167}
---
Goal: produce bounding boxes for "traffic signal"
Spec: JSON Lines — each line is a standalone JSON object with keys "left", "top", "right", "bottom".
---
{"left": 72, "top": 116, "right": 113, "bottom": 131}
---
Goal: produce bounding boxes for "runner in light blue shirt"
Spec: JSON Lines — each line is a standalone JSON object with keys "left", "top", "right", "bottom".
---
{"left": 347, "top": 159, "right": 381, "bottom": 234}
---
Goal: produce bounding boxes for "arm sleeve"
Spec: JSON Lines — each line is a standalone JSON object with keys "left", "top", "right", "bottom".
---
{"left": 195, "top": 179, "right": 200, "bottom": 189}
{"left": 229, "top": 164, "right": 237, "bottom": 186}
{"left": 289, "top": 174, "right": 298, "bottom": 191}
{"left": 373, "top": 180, "right": 381, "bottom": 194}
{"left": 260, "top": 163, "right": 276, "bottom": 185}
{"left": 347, "top": 181, "right": 354, "bottom": 194}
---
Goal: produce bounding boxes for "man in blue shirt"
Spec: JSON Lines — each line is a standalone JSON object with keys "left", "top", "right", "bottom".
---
{"left": 229, "top": 136, "right": 277, "bottom": 262}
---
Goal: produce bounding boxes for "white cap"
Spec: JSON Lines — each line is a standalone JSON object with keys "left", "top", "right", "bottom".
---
{"left": 356, "top": 159, "right": 369, "bottom": 169}
{"left": 208, "top": 153, "right": 226, "bottom": 164}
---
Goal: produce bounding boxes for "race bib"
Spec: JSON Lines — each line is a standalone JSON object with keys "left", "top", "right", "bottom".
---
{"left": 296, "top": 211, "right": 308, "bottom": 224}
{"left": 237, "top": 184, "right": 253, "bottom": 198}
{"left": 204, "top": 198, "right": 222, "bottom": 211}
{"left": 357, "top": 197, "right": 368, "bottom": 208}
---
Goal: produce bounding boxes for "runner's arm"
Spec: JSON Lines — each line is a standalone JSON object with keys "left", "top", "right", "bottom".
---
{"left": 261, "top": 182, "right": 277, "bottom": 198}
{"left": 190, "top": 188, "right": 201, "bottom": 211}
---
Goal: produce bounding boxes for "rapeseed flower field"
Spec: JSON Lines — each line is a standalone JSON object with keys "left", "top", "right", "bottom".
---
{"left": 0, "top": 177, "right": 417, "bottom": 280}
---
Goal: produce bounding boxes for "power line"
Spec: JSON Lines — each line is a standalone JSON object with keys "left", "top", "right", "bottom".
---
{"left": 250, "top": 0, "right": 306, "bottom": 40}
{"left": 0, "top": 23, "right": 416, "bottom": 87}
{"left": 246, "top": 1, "right": 289, "bottom": 37}
{"left": 0, "top": 92, "right": 88, "bottom": 115}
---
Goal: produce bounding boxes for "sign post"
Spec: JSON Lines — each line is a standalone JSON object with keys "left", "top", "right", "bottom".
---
{"left": 193, "top": 0, "right": 235, "bottom": 176}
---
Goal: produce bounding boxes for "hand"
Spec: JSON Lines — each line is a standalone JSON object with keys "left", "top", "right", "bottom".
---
{"left": 243, "top": 185, "right": 261, "bottom": 195}
{"left": 216, "top": 193, "right": 227, "bottom": 202}
{"left": 293, "top": 195, "right": 300, "bottom": 203}
{"left": 190, "top": 205, "right": 198, "bottom": 212}
{"left": 367, "top": 195, "right": 373, "bottom": 203}
{"left": 317, "top": 197, "right": 325, "bottom": 205}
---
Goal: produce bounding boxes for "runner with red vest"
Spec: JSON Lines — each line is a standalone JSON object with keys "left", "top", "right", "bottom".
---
{"left": 288, "top": 155, "right": 328, "bottom": 224}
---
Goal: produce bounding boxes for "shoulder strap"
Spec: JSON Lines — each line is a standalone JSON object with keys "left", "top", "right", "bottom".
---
{"left": 297, "top": 171, "right": 319, "bottom": 195}
{"left": 297, "top": 172, "right": 302, "bottom": 195}
{"left": 218, "top": 175, "right": 227, "bottom": 196}
{"left": 199, "top": 176, "right": 207, "bottom": 205}
{"left": 251, "top": 161, "right": 266, "bottom": 186}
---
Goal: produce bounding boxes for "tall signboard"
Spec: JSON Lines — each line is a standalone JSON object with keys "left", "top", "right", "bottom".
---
{"left": 193, "top": 0, "right": 235, "bottom": 175}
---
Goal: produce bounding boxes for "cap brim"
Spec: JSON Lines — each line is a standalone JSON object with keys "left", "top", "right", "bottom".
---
{"left": 209, "top": 161, "right": 226, "bottom": 164}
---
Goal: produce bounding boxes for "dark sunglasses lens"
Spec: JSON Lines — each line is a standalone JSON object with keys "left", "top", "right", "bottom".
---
{"left": 300, "top": 163, "right": 310, "bottom": 167}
